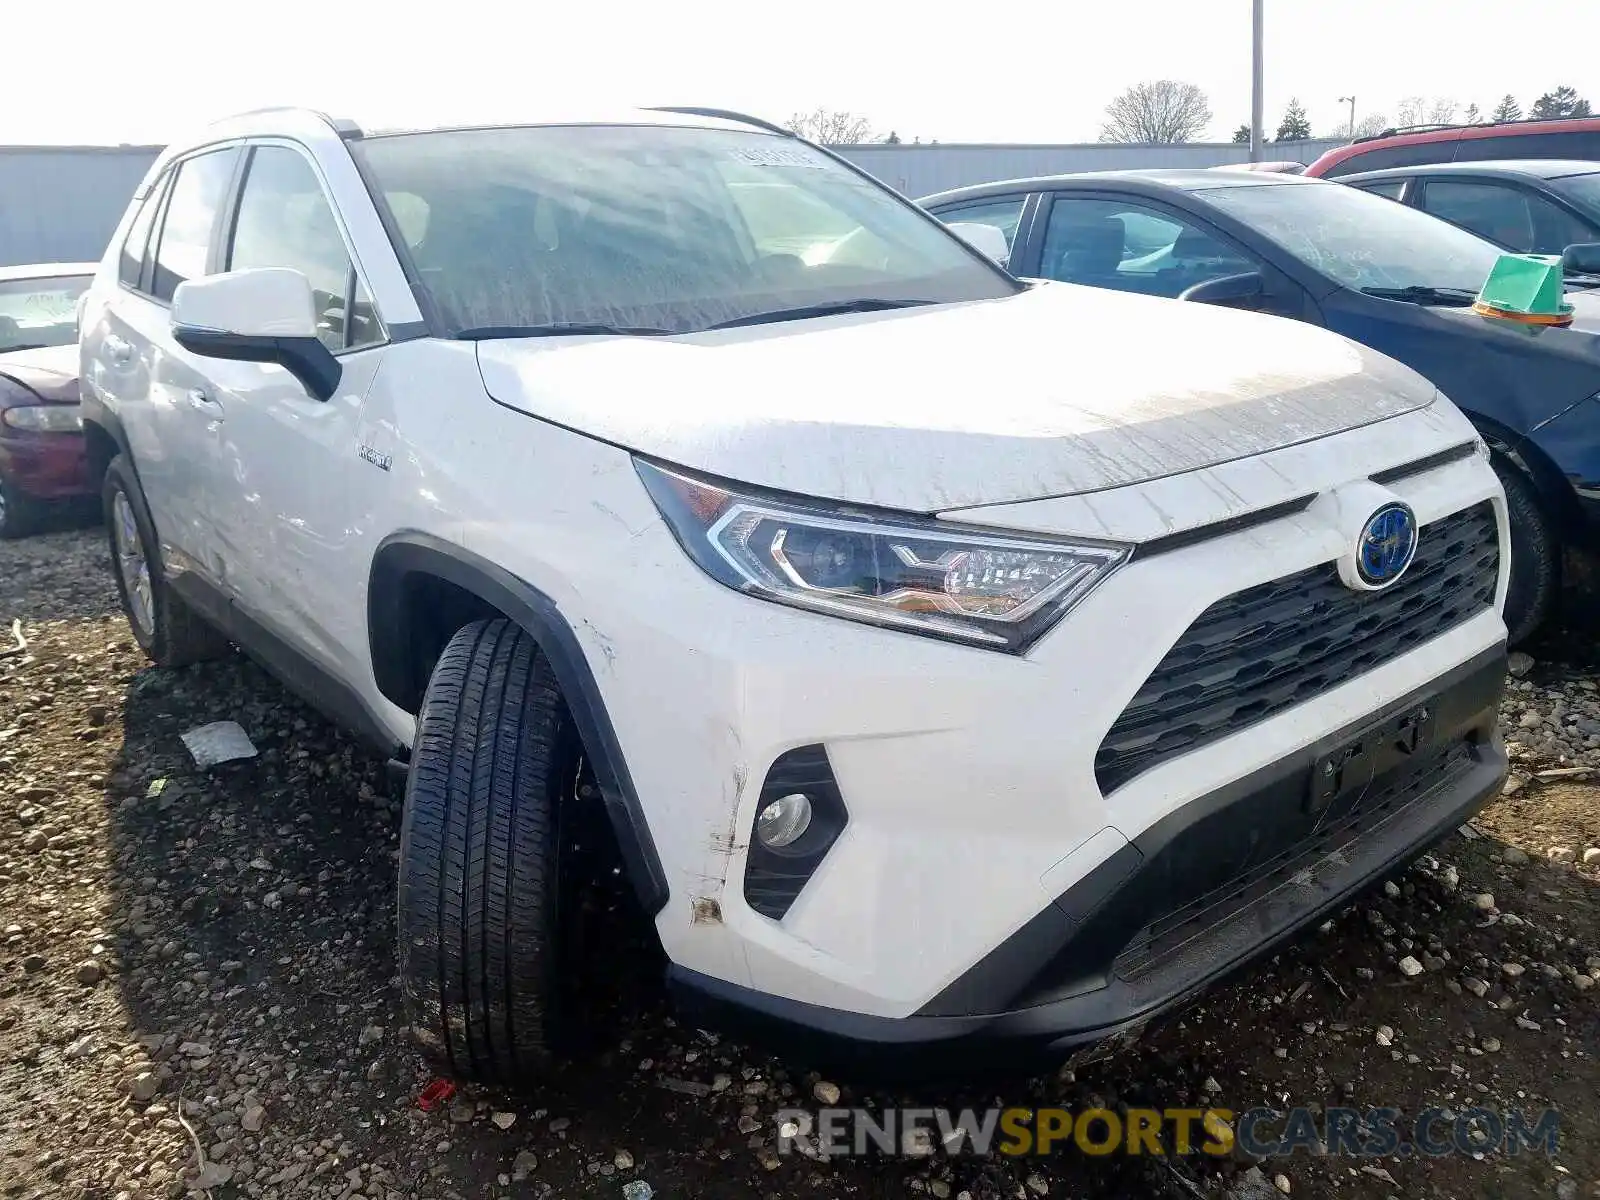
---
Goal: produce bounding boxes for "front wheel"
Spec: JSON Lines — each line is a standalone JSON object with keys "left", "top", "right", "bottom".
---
{"left": 398, "top": 618, "right": 577, "bottom": 1084}
{"left": 1495, "top": 461, "right": 1559, "bottom": 647}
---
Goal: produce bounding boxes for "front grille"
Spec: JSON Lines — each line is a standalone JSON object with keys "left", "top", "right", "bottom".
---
{"left": 1096, "top": 502, "right": 1498, "bottom": 794}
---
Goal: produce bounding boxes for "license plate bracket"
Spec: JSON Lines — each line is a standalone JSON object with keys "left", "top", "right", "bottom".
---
{"left": 1307, "top": 701, "right": 1435, "bottom": 813}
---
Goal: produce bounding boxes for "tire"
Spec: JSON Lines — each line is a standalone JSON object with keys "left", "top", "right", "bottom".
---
{"left": 1495, "top": 460, "right": 1559, "bottom": 647}
{"left": 0, "top": 473, "right": 42, "bottom": 539}
{"left": 398, "top": 618, "right": 576, "bottom": 1083}
{"left": 102, "top": 455, "right": 231, "bottom": 667}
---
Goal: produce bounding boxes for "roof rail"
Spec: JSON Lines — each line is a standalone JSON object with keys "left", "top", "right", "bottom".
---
{"left": 648, "top": 106, "right": 792, "bottom": 137}
{"left": 216, "top": 106, "right": 364, "bottom": 138}
{"left": 1353, "top": 113, "right": 1599, "bottom": 144}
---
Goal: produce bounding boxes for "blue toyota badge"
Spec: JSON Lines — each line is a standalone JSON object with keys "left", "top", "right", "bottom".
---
{"left": 1356, "top": 503, "right": 1418, "bottom": 588}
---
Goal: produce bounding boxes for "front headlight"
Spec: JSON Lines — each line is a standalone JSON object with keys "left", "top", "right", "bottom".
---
{"left": 636, "top": 460, "right": 1128, "bottom": 653}
{"left": 2, "top": 404, "right": 83, "bottom": 432}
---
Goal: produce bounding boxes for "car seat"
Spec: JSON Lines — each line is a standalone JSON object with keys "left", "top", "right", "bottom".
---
{"left": 1049, "top": 217, "right": 1126, "bottom": 286}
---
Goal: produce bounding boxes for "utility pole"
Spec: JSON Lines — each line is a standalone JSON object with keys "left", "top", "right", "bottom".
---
{"left": 1250, "top": 0, "right": 1264, "bottom": 162}
{"left": 1339, "top": 95, "right": 1356, "bottom": 137}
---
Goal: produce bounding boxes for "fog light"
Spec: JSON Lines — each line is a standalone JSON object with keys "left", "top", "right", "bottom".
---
{"left": 755, "top": 793, "right": 812, "bottom": 848}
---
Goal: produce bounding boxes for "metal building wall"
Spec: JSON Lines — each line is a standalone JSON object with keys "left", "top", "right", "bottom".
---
{"left": 833, "top": 139, "right": 1349, "bottom": 198}
{"left": 0, "top": 146, "right": 162, "bottom": 268}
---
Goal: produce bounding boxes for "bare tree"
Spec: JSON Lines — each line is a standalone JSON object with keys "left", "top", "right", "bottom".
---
{"left": 1099, "top": 80, "right": 1212, "bottom": 144}
{"left": 1397, "top": 96, "right": 1459, "bottom": 127}
{"left": 785, "top": 109, "right": 874, "bottom": 144}
{"left": 1351, "top": 113, "right": 1391, "bottom": 139}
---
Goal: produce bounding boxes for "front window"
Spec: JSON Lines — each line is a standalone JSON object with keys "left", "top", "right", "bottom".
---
{"left": 1550, "top": 172, "right": 1600, "bottom": 227}
{"left": 1200, "top": 179, "right": 1503, "bottom": 294}
{"left": 0, "top": 275, "right": 92, "bottom": 353}
{"left": 351, "top": 124, "right": 1016, "bottom": 335}
{"left": 228, "top": 146, "right": 382, "bottom": 351}
{"left": 1036, "top": 197, "right": 1258, "bottom": 298}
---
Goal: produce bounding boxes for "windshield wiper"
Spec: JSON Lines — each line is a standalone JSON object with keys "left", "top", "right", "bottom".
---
{"left": 1359, "top": 285, "right": 1479, "bottom": 307}
{"left": 704, "top": 298, "right": 932, "bottom": 331}
{"left": 0, "top": 343, "right": 48, "bottom": 354}
{"left": 454, "top": 323, "right": 676, "bottom": 340}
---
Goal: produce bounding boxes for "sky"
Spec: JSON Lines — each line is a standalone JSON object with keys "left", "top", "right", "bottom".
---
{"left": 7, "top": 0, "right": 1598, "bottom": 147}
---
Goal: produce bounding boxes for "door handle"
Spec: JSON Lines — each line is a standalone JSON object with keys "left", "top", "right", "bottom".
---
{"left": 104, "top": 334, "right": 133, "bottom": 365}
{"left": 187, "top": 388, "right": 223, "bottom": 416}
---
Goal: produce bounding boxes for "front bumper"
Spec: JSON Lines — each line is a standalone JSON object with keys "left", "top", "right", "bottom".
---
{"left": 0, "top": 429, "right": 92, "bottom": 500}
{"left": 668, "top": 647, "right": 1507, "bottom": 1070}
{"left": 501, "top": 398, "right": 1507, "bottom": 1025}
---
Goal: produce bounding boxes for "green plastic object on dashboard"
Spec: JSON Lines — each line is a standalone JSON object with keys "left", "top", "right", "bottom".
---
{"left": 1473, "top": 252, "right": 1574, "bottom": 325}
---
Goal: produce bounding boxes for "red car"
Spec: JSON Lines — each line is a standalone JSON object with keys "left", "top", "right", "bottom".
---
{"left": 1305, "top": 116, "right": 1600, "bottom": 179}
{"left": 0, "top": 263, "right": 97, "bottom": 538}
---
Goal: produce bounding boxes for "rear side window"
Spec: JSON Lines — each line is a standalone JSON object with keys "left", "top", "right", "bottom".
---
{"left": 931, "top": 196, "right": 1027, "bottom": 261}
{"left": 1452, "top": 130, "right": 1600, "bottom": 163}
{"left": 1324, "top": 141, "right": 1455, "bottom": 177}
{"left": 150, "top": 148, "right": 241, "bottom": 302}
{"left": 117, "top": 176, "right": 168, "bottom": 289}
{"left": 1352, "top": 178, "right": 1407, "bottom": 201}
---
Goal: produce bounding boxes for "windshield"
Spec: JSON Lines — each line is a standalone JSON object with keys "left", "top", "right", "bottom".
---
{"left": 351, "top": 124, "right": 1016, "bottom": 335}
{"left": 1551, "top": 172, "right": 1600, "bottom": 226}
{"left": 0, "top": 275, "right": 90, "bottom": 353}
{"left": 1200, "top": 180, "right": 1503, "bottom": 294}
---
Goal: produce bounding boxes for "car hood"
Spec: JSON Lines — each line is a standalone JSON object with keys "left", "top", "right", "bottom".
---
{"left": 0, "top": 342, "right": 80, "bottom": 402}
{"left": 476, "top": 283, "right": 1437, "bottom": 510}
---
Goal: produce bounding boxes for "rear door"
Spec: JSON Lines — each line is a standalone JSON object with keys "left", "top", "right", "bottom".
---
{"left": 85, "top": 145, "right": 243, "bottom": 582}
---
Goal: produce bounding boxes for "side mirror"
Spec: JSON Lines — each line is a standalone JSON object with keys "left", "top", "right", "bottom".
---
{"left": 946, "top": 221, "right": 1011, "bottom": 267}
{"left": 1562, "top": 242, "right": 1600, "bottom": 275}
{"left": 171, "top": 268, "right": 341, "bottom": 401}
{"left": 1178, "top": 271, "right": 1266, "bottom": 308}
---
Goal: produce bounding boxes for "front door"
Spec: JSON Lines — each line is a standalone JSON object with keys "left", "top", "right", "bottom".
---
{"left": 194, "top": 142, "right": 388, "bottom": 677}
{"left": 1025, "top": 192, "right": 1311, "bottom": 320}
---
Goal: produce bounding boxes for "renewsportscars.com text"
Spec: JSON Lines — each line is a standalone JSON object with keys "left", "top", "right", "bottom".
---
{"left": 771, "top": 1105, "right": 1561, "bottom": 1159}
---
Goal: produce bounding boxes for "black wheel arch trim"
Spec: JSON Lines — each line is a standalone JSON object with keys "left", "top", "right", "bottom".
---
{"left": 368, "top": 532, "right": 670, "bottom": 916}
{"left": 81, "top": 397, "right": 135, "bottom": 485}
{"left": 1471, "top": 413, "right": 1583, "bottom": 543}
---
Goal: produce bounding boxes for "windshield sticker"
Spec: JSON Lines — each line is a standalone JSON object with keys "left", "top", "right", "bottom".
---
{"left": 727, "top": 145, "right": 826, "bottom": 170}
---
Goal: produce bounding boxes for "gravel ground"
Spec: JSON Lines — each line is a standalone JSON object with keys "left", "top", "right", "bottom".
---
{"left": 1, "top": 524, "right": 1597, "bottom": 1200}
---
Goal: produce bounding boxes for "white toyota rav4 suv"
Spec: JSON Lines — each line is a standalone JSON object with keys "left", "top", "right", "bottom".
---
{"left": 79, "top": 106, "right": 1510, "bottom": 1081}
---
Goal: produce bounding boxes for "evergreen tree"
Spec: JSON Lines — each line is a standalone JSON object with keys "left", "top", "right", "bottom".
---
{"left": 1530, "top": 86, "right": 1590, "bottom": 120}
{"left": 1275, "top": 99, "right": 1312, "bottom": 142}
